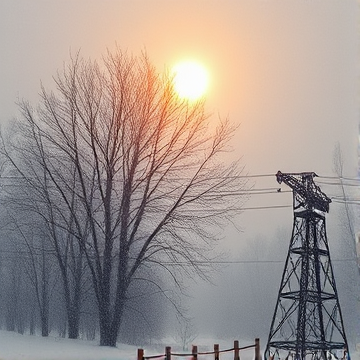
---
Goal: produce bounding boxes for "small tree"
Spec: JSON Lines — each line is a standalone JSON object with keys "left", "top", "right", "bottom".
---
{"left": 175, "top": 315, "right": 198, "bottom": 351}
{"left": 1, "top": 48, "right": 248, "bottom": 346}
{"left": 4, "top": 213, "right": 57, "bottom": 337}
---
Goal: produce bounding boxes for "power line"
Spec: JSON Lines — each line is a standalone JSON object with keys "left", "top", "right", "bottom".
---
{"left": 0, "top": 173, "right": 358, "bottom": 182}
{"left": 0, "top": 173, "right": 358, "bottom": 209}
{"left": 241, "top": 205, "right": 292, "bottom": 211}
{"left": 0, "top": 250, "right": 355, "bottom": 265}
{"left": 318, "top": 175, "right": 360, "bottom": 182}
{"left": 317, "top": 180, "right": 360, "bottom": 187}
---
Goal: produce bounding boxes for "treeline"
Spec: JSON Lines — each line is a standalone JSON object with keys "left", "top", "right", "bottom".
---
{"left": 0, "top": 212, "right": 167, "bottom": 344}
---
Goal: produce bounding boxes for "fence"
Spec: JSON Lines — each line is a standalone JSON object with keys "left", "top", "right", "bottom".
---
{"left": 138, "top": 338, "right": 261, "bottom": 360}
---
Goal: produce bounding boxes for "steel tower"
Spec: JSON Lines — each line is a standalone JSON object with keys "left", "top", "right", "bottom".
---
{"left": 264, "top": 171, "right": 349, "bottom": 360}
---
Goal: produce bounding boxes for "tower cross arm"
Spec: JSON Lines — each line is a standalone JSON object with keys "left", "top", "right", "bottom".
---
{"left": 276, "top": 171, "right": 331, "bottom": 213}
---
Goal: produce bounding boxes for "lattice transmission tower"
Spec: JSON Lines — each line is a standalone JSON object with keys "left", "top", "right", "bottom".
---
{"left": 264, "top": 171, "right": 349, "bottom": 360}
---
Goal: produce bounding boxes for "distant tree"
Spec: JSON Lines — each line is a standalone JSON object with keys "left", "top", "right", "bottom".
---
{"left": 174, "top": 314, "right": 198, "bottom": 351}
{"left": 333, "top": 143, "right": 356, "bottom": 250}
{"left": 0, "top": 48, "right": 248, "bottom": 346}
{"left": 26, "top": 232, "right": 53, "bottom": 337}
{"left": 0, "top": 125, "right": 89, "bottom": 339}
{"left": 3, "top": 211, "right": 58, "bottom": 337}
{"left": 118, "top": 265, "right": 170, "bottom": 344}
{"left": 4, "top": 250, "right": 22, "bottom": 333}
{"left": 332, "top": 144, "right": 360, "bottom": 346}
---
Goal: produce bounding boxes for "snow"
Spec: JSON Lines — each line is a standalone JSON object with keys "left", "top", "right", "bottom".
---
{"left": 0, "top": 331, "right": 356, "bottom": 360}
{"left": 0, "top": 330, "right": 136, "bottom": 360}
{"left": 0, "top": 331, "right": 259, "bottom": 360}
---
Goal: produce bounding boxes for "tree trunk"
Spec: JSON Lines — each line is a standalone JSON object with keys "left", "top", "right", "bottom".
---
{"left": 29, "top": 312, "right": 35, "bottom": 336}
{"left": 41, "top": 312, "right": 49, "bottom": 337}
{"left": 5, "top": 304, "right": 15, "bottom": 332}
{"left": 109, "top": 298, "right": 126, "bottom": 347}
{"left": 41, "top": 249, "right": 50, "bottom": 337}
{"left": 97, "top": 271, "right": 112, "bottom": 345}
{"left": 57, "top": 240, "right": 84, "bottom": 340}
{"left": 99, "top": 248, "right": 128, "bottom": 346}
{"left": 98, "top": 281, "right": 125, "bottom": 347}
{"left": 109, "top": 260, "right": 128, "bottom": 346}
{"left": 99, "top": 312, "right": 114, "bottom": 346}
{"left": 68, "top": 306, "right": 80, "bottom": 339}
{"left": 66, "top": 258, "right": 83, "bottom": 339}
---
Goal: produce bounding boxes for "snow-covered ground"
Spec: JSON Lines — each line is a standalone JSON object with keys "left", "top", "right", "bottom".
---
{"left": 0, "top": 331, "right": 356, "bottom": 360}
{"left": 0, "top": 330, "right": 136, "bottom": 360}
{"left": 0, "top": 331, "right": 259, "bottom": 360}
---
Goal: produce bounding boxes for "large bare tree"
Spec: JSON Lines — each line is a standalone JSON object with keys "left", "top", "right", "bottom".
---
{"left": 1, "top": 49, "right": 247, "bottom": 346}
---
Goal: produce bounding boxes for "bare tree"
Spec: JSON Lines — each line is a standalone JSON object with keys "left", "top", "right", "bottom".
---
{"left": 332, "top": 143, "right": 360, "bottom": 346}
{"left": 4, "top": 250, "right": 23, "bottom": 333}
{"left": 0, "top": 48, "right": 248, "bottom": 346}
{"left": 2, "top": 206, "right": 59, "bottom": 337}
{"left": 0, "top": 116, "right": 92, "bottom": 339}
{"left": 174, "top": 314, "right": 198, "bottom": 351}
{"left": 333, "top": 143, "right": 356, "bottom": 248}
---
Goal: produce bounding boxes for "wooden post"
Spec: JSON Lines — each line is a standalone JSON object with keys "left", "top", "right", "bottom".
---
{"left": 214, "top": 344, "right": 219, "bottom": 360}
{"left": 138, "top": 349, "right": 144, "bottom": 360}
{"left": 255, "top": 338, "right": 261, "bottom": 360}
{"left": 234, "top": 340, "right": 240, "bottom": 360}
{"left": 192, "top": 345, "right": 198, "bottom": 360}
{"left": 165, "top": 346, "right": 171, "bottom": 360}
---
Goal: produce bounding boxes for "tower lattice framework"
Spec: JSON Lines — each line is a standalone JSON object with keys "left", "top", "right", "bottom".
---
{"left": 264, "top": 171, "right": 349, "bottom": 360}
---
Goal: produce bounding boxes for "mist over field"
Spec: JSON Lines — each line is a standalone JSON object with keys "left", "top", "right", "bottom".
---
{"left": 0, "top": 0, "right": 358, "bottom": 358}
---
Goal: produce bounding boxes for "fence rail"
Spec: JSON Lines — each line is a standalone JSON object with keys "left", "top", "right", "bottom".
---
{"left": 138, "top": 338, "right": 261, "bottom": 360}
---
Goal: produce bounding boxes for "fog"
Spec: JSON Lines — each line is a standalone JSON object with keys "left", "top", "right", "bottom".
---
{"left": 0, "top": 0, "right": 359, "bottom": 351}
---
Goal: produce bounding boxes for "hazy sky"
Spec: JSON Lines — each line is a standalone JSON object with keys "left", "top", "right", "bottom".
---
{"left": 0, "top": 0, "right": 359, "bottom": 340}
{"left": 1, "top": 0, "right": 357, "bottom": 175}
{"left": 1, "top": 1, "right": 357, "bottom": 172}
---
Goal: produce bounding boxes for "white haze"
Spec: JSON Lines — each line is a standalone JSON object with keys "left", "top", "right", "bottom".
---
{"left": 0, "top": 0, "right": 358, "bottom": 355}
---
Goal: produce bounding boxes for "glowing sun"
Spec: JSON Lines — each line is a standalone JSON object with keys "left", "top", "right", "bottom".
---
{"left": 172, "top": 61, "right": 209, "bottom": 101}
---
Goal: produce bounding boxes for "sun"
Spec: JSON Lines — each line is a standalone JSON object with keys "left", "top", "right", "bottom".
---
{"left": 172, "top": 61, "right": 209, "bottom": 101}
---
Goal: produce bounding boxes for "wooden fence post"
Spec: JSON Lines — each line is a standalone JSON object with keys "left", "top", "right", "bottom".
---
{"left": 214, "top": 344, "right": 219, "bottom": 360}
{"left": 166, "top": 346, "right": 171, "bottom": 360}
{"left": 234, "top": 340, "right": 240, "bottom": 360}
{"left": 138, "top": 349, "right": 144, "bottom": 360}
{"left": 192, "top": 345, "right": 198, "bottom": 360}
{"left": 255, "top": 338, "right": 260, "bottom": 360}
